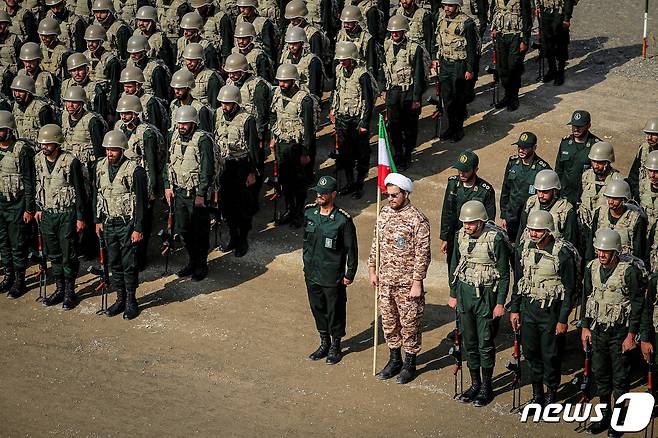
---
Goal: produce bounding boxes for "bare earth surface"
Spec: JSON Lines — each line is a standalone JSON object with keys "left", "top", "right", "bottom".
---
{"left": 2, "top": 2, "right": 658, "bottom": 437}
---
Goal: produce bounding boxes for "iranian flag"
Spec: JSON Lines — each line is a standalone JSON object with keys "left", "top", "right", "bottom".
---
{"left": 377, "top": 114, "right": 397, "bottom": 192}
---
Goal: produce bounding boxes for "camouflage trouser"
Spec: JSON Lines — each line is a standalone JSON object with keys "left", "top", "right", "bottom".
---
{"left": 378, "top": 284, "right": 425, "bottom": 354}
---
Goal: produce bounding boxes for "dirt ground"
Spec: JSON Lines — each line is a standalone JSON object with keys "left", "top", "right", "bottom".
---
{"left": 2, "top": 3, "right": 658, "bottom": 438}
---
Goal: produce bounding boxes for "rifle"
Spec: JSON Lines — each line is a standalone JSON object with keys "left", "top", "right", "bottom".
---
{"left": 645, "top": 352, "right": 655, "bottom": 438}
{"left": 35, "top": 221, "right": 47, "bottom": 302}
{"left": 532, "top": 7, "right": 545, "bottom": 81}
{"left": 506, "top": 328, "right": 522, "bottom": 413}
{"left": 449, "top": 310, "right": 463, "bottom": 398}
{"left": 264, "top": 151, "right": 282, "bottom": 223}
{"left": 572, "top": 336, "right": 592, "bottom": 432}
{"left": 427, "top": 80, "right": 443, "bottom": 138}
{"left": 209, "top": 191, "right": 222, "bottom": 250}
{"left": 87, "top": 234, "right": 109, "bottom": 315}
{"left": 158, "top": 205, "right": 175, "bottom": 274}
{"left": 485, "top": 43, "right": 499, "bottom": 107}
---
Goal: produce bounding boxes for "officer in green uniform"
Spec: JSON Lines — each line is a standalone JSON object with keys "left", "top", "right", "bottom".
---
{"left": 0, "top": 10, "right": 21, "bottom": 98}
{"left": 17, "top": 42, "right": 60, "bottom": 104}
{"left": 94, "top": 129, "right": 148, "bottom": 320}
{"left": 329, "top": 41, "right": 375, "bottom": 200}
{"left": 537, "top": 0, "right": 573, "bottom": 86}
{"left": 134, "top": 6, "right": 175, "bottom": 69}
{"left": 628, "top": 117, "right": 658, "bottom": 201}
{"left": 126, "top": 35, "right": 171, "bottom": 101}
{"left": 236, "top": 0, "right": 277, "bottom": 64}
{"left": 10, "top": 74, "right": 56, "bottom": 141}
{"left": 434, "top": 0, "right": 478, "bottom": 142}
{"left": 490, "top": 0, "right": 532, "bottom": 111}
{"left": 35, "top": 124, "right": 86, "bottom": 309}
{"left": 169, "top": 68, "right": 214, "bottom": 133}
{"left": 643, "top": 151, "right": 658, "bottom": 272}
{"left": 303, "top": 175, "right": 358, "bottom": 365}
{"left": 396, "top": 0, "right": 433, "bottom": 54}
{"left": 283, "top": 0, "right": 330, "bottom": 63}
{"left": 440, "top": 150, "right": 496, "bottom": 282}
{"left": 164, "top": 105, "right": 216, "bottom": 281}
{"left": 182, "top": 42, "right": 224, "bottom": 110}
{"left": 0, "top": 110, "right": 35, "bottom": 299}
{"left": 214, "top": 85, "right": 258, "bottom": 257}
{"left": 500, "top": 131, "right": 551, "bottom": 245}
{"left": 91, "top": 0, "right": 132, "bottom": 61}
{"left": 510, "top": 210, "right": 577, "bottom": 406}
{"left": 449, "top": 200, "right": 510, "bottom": 406}
{"left": 580, "top": 228, "right": 646, "bottom": 437}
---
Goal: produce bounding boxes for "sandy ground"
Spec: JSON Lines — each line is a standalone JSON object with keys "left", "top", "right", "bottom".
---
{"left": 2, "top": 2, "right": 658, "bottom": 437}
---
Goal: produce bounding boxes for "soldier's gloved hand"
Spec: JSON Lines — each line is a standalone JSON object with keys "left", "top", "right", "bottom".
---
{"left": 448, "top": 296, "right": 457, "bottom": 309}
{"left": 621, "top": 332, "right": 637, "bottom": 353}
{"left": 409, "top": 280, "right": 423, "bottom": 298}
{"left": 555, "top": 322, "right": 568, "bottom": 336}
{"left": 492, "top": 303, "right": 505, "bottom": 319}
{"left": 510, "top": 312, "right": 520, "bottom": 331}
{"left": 76, "top": 220, "right": 85, "bottom": 234}
{"left": 580, "top": 328, "right": 592, "bottom": 351}
{"left": 641, "top": 341, "right": 654, "bottom": 362}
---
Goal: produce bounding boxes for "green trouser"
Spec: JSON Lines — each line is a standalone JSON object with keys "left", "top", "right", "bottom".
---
{"left": 335, "top": 115, "right": 370, "bottom": 187}
{"left": 456, "top": 282, "right": 500, "bottom": 370}
{"left": 104, "top": 218, "right": 139, "bottom": 292}
{"left": 439, "top": 59, "right": 469, "bottom": 131}
{"left": 173, "top": 189, "right": 210, "bottom": 268}
{"left": 0, "top": 198, "right": 29, "bottom": 271}
{"left": 540, "top": 10, "right": 570, "bottom": 65}
{"left": 41, "top": 209, "right": 79, "bottom": 280}
{"left": 276, "top": 141, "right": 307, "bottom": 212}
{"left": 495, "top": 33, "right": 525, "bottom": 100}
{"left": 305, "top": 279, "right": 347, "bottom": 338}
{"left": 521, "top": 297, "right": 565, "bottom": 389}
{"left": 592, "top": 324, "right": 631, "bottom": 401}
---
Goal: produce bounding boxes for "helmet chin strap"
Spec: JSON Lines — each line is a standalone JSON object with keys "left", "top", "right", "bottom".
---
{"left": 530, "top": 230, "right": 549, "bottom": 244}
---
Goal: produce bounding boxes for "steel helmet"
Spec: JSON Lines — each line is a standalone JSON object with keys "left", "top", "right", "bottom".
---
{"left": 602, "top": 179, "right": 631, "bottom": 199}
{"left": 102, "top": 129, "right": 128, "bottom": 149}
{"left": 19, "top": 42, "right": 42, "bottom": 61}
{"left": 284, "top": 0, "right": 307, "bottom": 19}
{"left": 180, "top": 12, "right": 204, "bottom": 30}
{"left": 284, "top": 26, "right": 307, "bottom": 43}
{"left": 10, "top": 74, "right": 36, "bottom": 94}
{"left": 224, "top": 53, "right": 249, "bottom": 72}
{"left": 0, "top": 110, "right": 16, "bottom": 131}
{"left": 116, "top": 94, "right": 143, "bottom": 113}
{"left": 533, "top": 169, "right": 561, "bottom": 191}
{"left": 643, "top": 117, "right": 658, "bottom": 135}
{"left": 334, "top": 41, "right": 359, "bottom": 60}
{"left": 38, "top": 17, "right": 61, "bottom": 35}
{"left": 62, "top": 85, "right": 88, "bottom": 103}
{"left": 593, "top": 228, "right": 622, "bottom": 252}
{"left": 44, "top": 0, "right": 64, "bottom": 6}
{"left": 120, "top": 66, "right": 145, "bottom": 83}
{"left": 459, "top": 200, "right": 488, "bottom": 222}
{"left": 126, "top": 35, "right": 150, "bottom": 53}
{"left": 236, "top": 0, "right": 258, "bottom": 7}
{"left": 217, "top": 84, "right": 241, "bottom": 104}
{"left": 387, "top": 14, "right": 409, "bottom": 32}
{"left": 183, "top": 42, "right": 205, "bottom": 60}
{"left": 174, "top": 105, "right": 199, "bottom": 124}
{"left": 526, "top": 210, "right": 555, "bottom": 232}
{"left": 190, "top": 0, "right": 212, "bottom": 7}
{"left": 67, "top": 52, "right": 90, "bottom": 70}
{"left": 275, "top": 63, "right": 299, "bottom": 81}
{"left": 37, "top": 124, "right": 64, "bottom": 144}
{"left": 234, "top": 21, "right": 256, "bottom": 38}
{"left": 340, "top": 5, "right": 362, "bottom": 22}
{"left": 170, "top": 68, "right": 196, "bottom": 88}
{"left": 135, "top": 5, "right": 158, "bottom": 21}
{"left": 441, "top": 0, "right": 463, "bottom": 5}
{"left": 645, "top": 150, "right": 658, "bottom": 171}
{"left": 588, "top": 141, "right": 615, "bottom": 162}
{"left": 91, "top": 0, "right": 115, "bottom": 12}
{"left": 84, "top": 24, "right": 107, "bottom": 41}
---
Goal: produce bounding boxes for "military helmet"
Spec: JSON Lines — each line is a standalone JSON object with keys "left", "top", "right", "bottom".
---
{"left": 135, "top": 5, "right": 157, "bottom": 21}
{"left": 120, "top": 66, "right": 145, "bottom": 83}
{"left": 84, "top": 24, "right": 107, "bottom": 41}
{"left": 441, "top": 0, "right": 463, "bottom": 5}
{"left": 62, "top": 85, "right": 88, "bottom": 103}
{"left": 19, "top": 42, "right": 42, "bottom": 61}
{"left": 102, "top": 129, "right": 128, "bottom": 150}
{"left": 534, "top": 169, "right": 561, "bottom": 191}
{"left": 284, "top": 26, "right": 307, "bottom": 43}
{"left": 0, "top": 11, "right": 10, "bottom": 22}
{"left": 91, "top": 0, "right": 115, "bottom": 12}
{"left": 170, "top": 68, "right": 196, "bottom": 88}
{"left": 0, "top": 111, "right": 16, "bottom": 131}
{"left": 37, "top": 124, "right": 64, "bottom": 144}
{"left": 180, "top": 11, "right": 204, "bottom": 30}
{"left": 234, "top": 21, "right": 257, "bottom": 38}
{"left": 340, "top": 5, "right": 362, "bottom": 22}
{"left": 224, "top": 53, "right": 249, "bottom": 73}
{"left": 174, "top": 105, "right": 199, "bottom": 124}
{"left": 334, "top": 41, "right": 359, "bottom": 60}
{"left": 38, "top": 17, "right": 61, "bottom": 35}
{"left": 644, "top": 117, "right": 658, "bottom": 134}
{"left": 603, "top": 179, "right": 631, "bottom": 199}
{"left": 284, "top": 0, "right": 307, "bottom": 19}
{"left": 217, "top": 84, "right": 242, "bottom": 104}
{"left": 275, "top": 63, "right": 299, "bottom": 81}
{"left": 645, "top": 150, "right": 658, "bottom": 171}
{"left": 387, "top": 14, "right": 409, "bottom": 32}
{"left": 593, "top": 228, "right": 622, "bottom": 253}
{"left": 459, "top": 200, "right": 488, "bottom": 222}
{"left": 588, "top": 141, "right": 615, "bottom": 162}
{"left": 116, "top": 94, "right": 143, "bottom": 114}
{"left": 183, "top": 42, "right": 205, "bottom": 60}
{"left": 526, "top": 210, "right": 555, "bottom": 232}
{"left": 126, "top": 35, "right": 150, "bottom": 53}
{"left": 44, "top": 0, "right": 64, "bottom": 6}
{"left": 190, "top": 0, "right": 212, "bottom": 7}
{"left": 67, "top": 52, "right": 90, "bottom": 70}
{"left": 10, "top": 74, "right": 35, "bottom": 94}
{"left": 236, "top": 0, "right": 258, "bottom": 8}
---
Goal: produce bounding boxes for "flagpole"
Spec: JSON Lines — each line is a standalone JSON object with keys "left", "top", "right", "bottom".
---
{"left": 373, "top": 188, "right": 380, "bottom": 376}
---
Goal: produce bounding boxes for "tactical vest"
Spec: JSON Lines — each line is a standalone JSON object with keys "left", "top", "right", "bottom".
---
{"left": 383, "top": 38, "right": 418, "bottom": 89}
{"left": 437, "top": 12, "right": 468, "bottom": 61}
{"left": 96, "top": 156, "right": 138, "bottom": 219}
{"left": 539, "top": 0, "right": 565, "bottom": 12}
{"left": 227, "top": 74, "right": 268, "bottom": 116}
{"left": 578, "top": 168, "right": 621, "bottom": 227}
{"left": 84, "top": 49, "right": 118, "bottom": 92}
{"left": 62, "top": 112, "right": 103, "bottom": 166}
{"left": 291, "top": 51, "right": 320, "bottom": 89}
{"left": 4, "top": 7, "right": 30, "bottom": 41}
{"left": 236, "top": 14, "right": 268, "bottom": 46}
{"left": 135, "top": 30, "right": 168, "bottom": 61}
{"left": 333, "top": 65, "right": 367, "bottom": 119}
{"left": 167, "top": 130, "right": 206, "bottom": 193}
{"left": 17, "top": 68, "right": 56, "bottom": 100}
{"left": 257, "top": 0, "right": 279, "bottom": 24}
{"left": 169, "top": 98, "right": 210, "bottom": 128}
{"left": 396, "top": 6, "right": 428, "bottom": 46}
{"left": 61, "top": 77, "right": 102, "bottom": 112}
{"left": 354, "top": 0, "right": 383, "bottom": 40}
{"left": 201, "top": 12, "right": 226, "bottom": 52}
{"left": 41, "top": 42, "right": 69, "bottom": 79}
{"left": 642, "top": 188, "right": 658, "bottom": 231}
{"left": 104, "top": 19, "right": 130, "bottom": 57}
{"left": 127, "top": 58, "right": 171, "bottom": 97}
{"left": 0, "top": 33, "right": 19, "bottom": 75}
{"left": 135, "top": 92, "right": 168, "bottom": 130}
{"left": 304, "top": 0, "right": 322, "bottom": 28}
{"left": 116, "top": 120, "right": 164, "bottom": 198}
{"left": 0, "top": 141, "right": 25, "bottom": 200}
{"left": 190, "top": 67, "right": 220, "bottom": 106}
{"left": 517, "top": 240, "right": 566, "bottom": 308}
{"left": 585, "top": 256, "right": 635, "bottom": 329}
{"left": 492, "top": 0, "right": 523, "bottom": 34}
{"left": 157, "top": 0, "right": 188, "bottom": 42}
{"left": 114, "top": 0, "right": 139, "bottom": 24}
{"left": 337, "top": 28, "right": 372, "bottom": 65}
{"left": 453, "top": 223, "right": 503, "bottom": 296}
{"left": 232, "top": 44, "right": 266, "bottom": 76}
{"left": 524, "top": 196, "right": 573, "bottom": 240}
{"left": 176, "top": 37, "right": 214, "bottom": 67}
{"left": 47, "top": 9, "right": 82, "bottom": 50}
{"left": 35, "top": 150, "right": 77, "bottom": 211}
{"left": 271, "top": 87, "right": 309, "bottom": 143}
{"left": 13, "top": 97, "right": 50, "bottom": 140}
{"left": 214, "top": 109, "right": 251, "bottom": 160}
{"left": 637, "top": 142, "right": 657, "bottom": 208}
{"left": 595, "top": 204, "right": 644, "bottom": 255}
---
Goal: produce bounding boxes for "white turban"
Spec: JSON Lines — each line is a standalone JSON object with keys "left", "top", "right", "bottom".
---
{"left": 384, "top": 173, "right": 413, "bottom": 193}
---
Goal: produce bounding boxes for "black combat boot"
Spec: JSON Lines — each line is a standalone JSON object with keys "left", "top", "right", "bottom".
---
{"left": 191, "top": 261, "right": 208, "bottom": 281}
{"left": 495, "top": 94, "right": 510, "bottom": 109}
{"left": 396, "top": 353, "right": 417, "bottom": 384}
{"left": 544, "top": 387, "right": 557, "bottom": 406}
{"left": 275, "top": 198, "right": 295, "bottom": 225}
{"left": 105, "top": 288, "right": 126, "bottom": 317}
{"left": 554, "top": 60, "right": 566, "bottom": 86}
{"left": 543, "top": 57, "right": 557, "bottom": 83}
{"left": 473, "top": 367, "right": 494, "bottom": 407}
{"left": 309, "top": 334, "right": 330, "bottom": 360}
{"left": 6, "top": 270, "right": 26, "bottom": 299}
{"left": 352, "top": 178, "right": 365, "bottom": 199}
{"left": 43, "top": 276, "right": 65, "bottom": 307}
{"left": 507, "top": 94, "right": 520, "bottom": 112}
{"left": 338, "top": 176, "right": 355, "bottom": 196}
{"left": 326, "top": 337, "right": 342, "bottom": 365}
{"left": 176, "top": 260, "right": 195, "bottom": 277}
{"left": 0, "top": 266, "right": 14, "bottom": 292}
{"left": 234, "top": 230, "right": 249, "bottom": 258}
{"left": 376, "top": 348, "right": 403, "bottom": 380}
{"left": 531, "top": 382, "right": 545, "bottom": 406}
{"left": 440, "top": 124, "right": 454, "bottom": 140}
{"left": 123, "top": 289, "right": 139, "bottom": 320}
{"left": 221, "top": 228, "right": 239, "bottom": 252}
{"left": 458, "top": 368, "right": 481, "bottom": 403}
{"left": 62, "top": 278, "right": 78, "bottom": 310}
{"left": 586, "top": 407, "right": 611, "bottom": 435}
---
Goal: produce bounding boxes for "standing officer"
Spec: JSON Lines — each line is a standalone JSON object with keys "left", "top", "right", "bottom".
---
{"left": 17, "top": 42, "right": 60, "bottom": 103}
{"left": 329, "top": 41, "right": 375, "bottom": 200}
{"left": 439, "top": 150, "right": 496, "bottom": 283}
{"left": 643, "top": 151, "right": 658, "bottom": 272}
{"left": 304, "top": 175, "right": 358, "bottom": 365}
{"left": 382, "top": 14, "right": 427, "bottom": 169}
{"left": 94, "top": 129, "right": 148, "bottom": 320}
{"left": 164, "top": 105, "right": 216, "bottom": 281}
{"left": 0, "top": 110, "right": 35, "bottom": 299}
{"left": 449, "top": 200, "right": 510, "bottom": 406}
{"left": 336, "top": 5, "right": 379, "bottom": 76}
{"left": 628, "top": 117, "right": 658, "bottom": 201}
{"left": 368, "top": 173, "right": 431, "bottom": 384}
{"left": 169, "top": 68, "right": 214, "bottom": 132}
{"left": 35, "top": 124, "right": 86, "bottom": 309}
{"left": 134, "top": 6, "right": 175, "bottom": 69}
{"left": 214, "top": 84, "right": 258, "bottom": 257}
{"left": 270, "top": 63, "right": 315, "bottom": 229}
{"left": 125, "top": 35, "right": 171, "bottom": 101}
{"left": 182, "top": 42, "right": 224, "bottom": 110}
{"left": 537, "top": 0, "right": 574, "bottom": 86}
{"left": 2, "top": 0, "right": 38, "bottom": 44}
{"left": 500, "top": 131, "right": 550, "bottom": 246}
{"left": 490, "top": 0, "right": 532, "bottom": 111}
{"left": 434, "top": 0, "right": 478, "bottom": 142}
{"left": 554, "top": 110, "right": 601, "bottom": 206}
{"left": 510, "top": 210, "right": 577, "bottom": 406}
{"left": 580, "top": 228, "right": 646, "bottom": 436}
{"left": 37, "top": 17, "right": 71, "bottom": 82}
{"left": 11, "top": 74, "right": 56, "bottom": 141}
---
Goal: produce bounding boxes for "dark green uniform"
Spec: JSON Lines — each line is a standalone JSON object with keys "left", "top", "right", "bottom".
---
{"left": 537, "top": 0, "right": 574, "bottom": 83}
{"left": 500, "top": 153, "right": 550, "bottom": 243}
{"left": 587, "top": 206, "right": 647, "bottom": 262}
{"left": 628, "top": 141, "right": 658, "bottom": 202}
{"left": 640, "top": 272, "right": 658, "bottom": 355}
{"left": 554, "top": 131, "right": 601, "bottom": 206}
{"left": 516, "top": 196, "right": 578, "bottom": 247}
{"left": 130, "top": 56, "right": 170, "bottom": 101}
{"left": 303, "top": 204, "right": 358, "bottom": 338}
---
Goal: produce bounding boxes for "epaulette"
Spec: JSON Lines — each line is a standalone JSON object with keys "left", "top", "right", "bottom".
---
{"left": 509, "top": 154, "right": 519, "bottom": 160}
{"left": 562, "top": 135, "right": 571, "bottom": 141}
{"left": 479, "top": 180, "right": 492, "bottom": 191}
{"left": 337, "top": 208, "right": 352, "bottom": 219}
{"left": 448, "top": 175, "right": 459, "bottom": 181}
{"left": 304, "top": 203, "right": 316, "bottom": 209}
{"left": 538, "top": 160, "right": 548, "bottom": 168}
